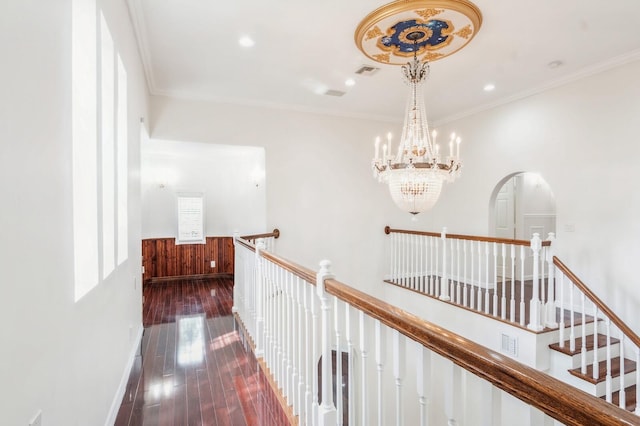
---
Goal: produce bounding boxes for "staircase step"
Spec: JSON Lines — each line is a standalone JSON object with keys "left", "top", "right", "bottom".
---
{"left": 569, "top": 357, "right": 637, "bottom": 384}
{"left": 549, "top": 334, "right": 619, "bottom": 356}
{"left": 607, "top": 385, "right": 637, "bottom": 412}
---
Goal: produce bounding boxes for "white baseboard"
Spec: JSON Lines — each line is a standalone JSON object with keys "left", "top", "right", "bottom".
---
{"left": 105, "top": 324, "right": 144, "bottom": 426}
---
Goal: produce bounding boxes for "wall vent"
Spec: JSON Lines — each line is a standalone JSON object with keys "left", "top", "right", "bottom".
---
{"left": 355, "top": 65, "right": 380, "bottom": 75}
{"left": 324, "top": 89, "right": 346, "bottom": 97}
{"left": 501, "top": 333, "right": 518, "bottom": 357}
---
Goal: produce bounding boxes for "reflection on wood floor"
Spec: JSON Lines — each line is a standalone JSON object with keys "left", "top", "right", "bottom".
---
{"left": 115, "top": 277, "right": 289, "bottom": 426}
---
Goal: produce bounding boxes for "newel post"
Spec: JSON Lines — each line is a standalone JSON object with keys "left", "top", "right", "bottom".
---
{"left": 439, "top": 227, "right": 451, "bottom": 301}
{"left": 254, "top": 239, "right": 265, "bottom": 356}
{"left": 544, "top": 233, "right": 558, "bottom": 328}
{"left": 316, "top": 260, "right": 337, "bottom": 424}
{"left": 528, "top": 233, "right": 543, "bottom": 331}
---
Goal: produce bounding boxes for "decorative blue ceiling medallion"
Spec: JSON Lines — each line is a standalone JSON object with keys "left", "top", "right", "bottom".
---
{"left": 355, "top": 0, "right": 482, "bottom": 65}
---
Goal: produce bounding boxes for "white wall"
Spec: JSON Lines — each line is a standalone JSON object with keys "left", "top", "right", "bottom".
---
{"left": 151, "top": 59, "right": 640, "bottom": 335}
{"left": 0, "top": 1, "right": 147, "bottom": 425}
{"left": 141, "top": 138, "right": 266, "bottom": 238}
{"left": 416, "top": 59, "right": 640, "bottom": 334}
{"left": 151, "top": 97, "right": 425, "bottom": 295}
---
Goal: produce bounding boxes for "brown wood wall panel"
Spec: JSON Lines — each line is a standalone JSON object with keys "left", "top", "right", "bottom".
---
{"left": 142, "top": 237, "right": 235, "bottom": 281}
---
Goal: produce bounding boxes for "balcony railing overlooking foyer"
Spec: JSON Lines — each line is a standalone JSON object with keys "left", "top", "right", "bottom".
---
{"left": 232, "top": 231, "right": 639, "bottom": 425}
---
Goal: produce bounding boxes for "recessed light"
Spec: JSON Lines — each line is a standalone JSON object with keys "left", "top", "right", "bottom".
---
{"left": 238, "top": 36, "right": 255, "bottom": 48}
{"left": 483, "top": 83, "right": 495, "bottom": 92}
{"left": 345, "top": 78, "right": 355, "bottom": 87}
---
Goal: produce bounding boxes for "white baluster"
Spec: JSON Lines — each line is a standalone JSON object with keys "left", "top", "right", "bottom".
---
{"left": 300, "top": 279, "right": 309, "bottom": 420}
{"left": 263, "top": 261, "right": 271, "bottom": 374}
{"left": 296, "top": 278, "right": 306, "bottom": 422}
{"left": 345, "top": 304, "right": 354, "bottom": 426}
{"left": 393, "top": 330, "right": 405, "bottom": 426}
{"left": 404, "top": 233, "right": 409, "bottom": 288}
{"left": 501, "top": 243, "right": 506, "bottom": 320}
{"left": 592, "top": 304, "right": 598, "bottom": 381}
{"left": 311, "top": 271, "right": 320, "bottom": 422}
{"left": 605, "top": 318, "right": 612, "bottom": 403}
{"left": 285, "top": 272, "right": 293, "bottom": 402}
{"left": 519, "top": 245, "right": 526, "bottom": 327}
{"left": 528, "top": 233, "right": 543, "bottom": 331}
{"left": 619, "top": 334, "right": 626, "bottom": 410}
{"left": 463, "top": 239, "right": 468, "bottom": 308}
{"left": 421, "top": 235, "right": 426, "bottom": 293}
{"left": 569, "top": 279, "right": 576, "bottom": 353}
{"left": 391, "top": 232, "right": 396, "bottom": 284}
{"left": 316, "top": 260, "right": 337, "bottom": 424}
{"left": 440, "top": 227, "right": 450, "bottom": 301}
{"left": 449, "top": 240, "right": 460, "bottom": 303}
{"left": 635, "top": 346, "right": 640, "bottom": 416}
{"left": 253, "top": 242, "right": 264, "bottom": 358}
{"left": 359, "top": 311, "right": 369, "bottom": 425}
{"left": 334, "top": 297, "right": 343, "bottom": 425}
{"left": 545, "top": 233, "right": 557, "bottom": 327}
{"left": 558, "top": 272, "right": 565, "bottom": 348}
{"left": 484, "top": 242, "right": 490, "bottom": 314}
{"left": 456, "top": 239, "right": 461, "bottom": 303}
{"left": 492, "top": 242, "right": 498, "bottom": 317}
{"left": 470, "top": 241, "right": 475, "bottom": 310}
{"left": 430, "top": 236, "right": 435, "bottom": 296}
{"left": 416, "top": 343, "right": 430, "bottom": 426}
{"left": 509, "top": 244, "right": 516, "bottom": 323}
{"left": 375, "top": 320, "right": 386, "bottom": 426}
{"left": 477, "top": 241, "right": 483, "bottom": 311}
{"left": 580, "top": 293, "right": 587, "bottom": 374}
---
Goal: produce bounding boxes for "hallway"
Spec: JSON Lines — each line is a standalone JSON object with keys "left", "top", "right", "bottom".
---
{"left": 115, "top": 278, "right": 288, "bottom": 425}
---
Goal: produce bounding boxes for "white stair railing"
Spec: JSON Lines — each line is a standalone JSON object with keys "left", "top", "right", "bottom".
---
{"left": 553, "top": 256, "right": 640, "bottom": 414}
{"left": 233, "top": 235, "right": 638, "bottom": 425}
{"left": 385, "top": 226, "right": 555, "bottom": 330}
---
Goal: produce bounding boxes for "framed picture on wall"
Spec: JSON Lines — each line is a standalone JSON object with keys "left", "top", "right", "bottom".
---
{"left": 176, "top": 193, "right": 205, "bottom": 244}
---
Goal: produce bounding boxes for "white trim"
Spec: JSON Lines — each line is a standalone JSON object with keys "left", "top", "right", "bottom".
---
{"left": 125, "top": 0, "right": 157, "bottom": 94}
{"left": 145, "top": 48, "right": 640, "bottom": 126}
{"left": 434, "top": 49, "right": 640, "bottom": 126}
{"left": 105, "top": 324, "right": 144, "bottom": 426}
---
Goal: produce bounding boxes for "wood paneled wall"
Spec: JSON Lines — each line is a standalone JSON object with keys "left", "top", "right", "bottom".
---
{"left": 142, "top": 237, "right": 234, "bottom": 282}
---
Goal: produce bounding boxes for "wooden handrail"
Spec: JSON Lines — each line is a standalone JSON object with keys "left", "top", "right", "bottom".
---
{"left": 324, "top": 277, "right": 639, "bottom": 426}
{"left": 553, "top": 256, "right": 640, "bottom": 349}
{"left": 241, "top": 228, "right": 280, "bottom": 241}
{"left": 259, "top": 250, "right": 316, "bottom": 285}
{"left": 385, "top": 226, "right": 552, "bottom": 247}
{"left": 235, "top": 234, "right": 316, "bottom": 284}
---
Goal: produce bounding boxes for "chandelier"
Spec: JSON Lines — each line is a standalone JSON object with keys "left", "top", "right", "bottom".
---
{"left": 355, "top": 0, "right": 482, "bottom": 215}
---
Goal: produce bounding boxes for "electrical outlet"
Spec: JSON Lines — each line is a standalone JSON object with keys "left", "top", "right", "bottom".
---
{"left": 210, "top": 260, "right": 216, "bottom": 268}
{"left": 29, "top": 410, "right": 42, "bottom": 426}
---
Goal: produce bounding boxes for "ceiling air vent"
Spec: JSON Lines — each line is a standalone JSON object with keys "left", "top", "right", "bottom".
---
{"left": 355, "top": 65, "right": 380, "bottom": 76}
{"left": 324, "top": 89, "right": 346, "bottom": 97}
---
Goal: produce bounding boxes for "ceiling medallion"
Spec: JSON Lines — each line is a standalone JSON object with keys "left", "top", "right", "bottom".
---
{"left": 355, "top": 0, "right": 482, "bottom": 65}
{"left": 356, "top": 0, "right": 482, "bottom": 215}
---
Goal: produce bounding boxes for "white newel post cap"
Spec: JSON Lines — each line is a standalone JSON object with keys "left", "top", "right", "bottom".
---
{"left": 316, "top": 260, "right": 334, "bottom": 297}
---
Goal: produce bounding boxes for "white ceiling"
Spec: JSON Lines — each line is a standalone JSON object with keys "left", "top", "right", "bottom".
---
{"left": 127, "top": 0, "right": 640, "bottom": 124}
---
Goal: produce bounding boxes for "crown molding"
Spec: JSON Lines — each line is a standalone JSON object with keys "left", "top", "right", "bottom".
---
{"left": 434, "top": 49, "right": 640, "bottom": 127}
{"left": 125, "top": 0, "right": 158, "bottom": 95}
{"left": 151, "top": 88, "right": 401, "bottom": 124}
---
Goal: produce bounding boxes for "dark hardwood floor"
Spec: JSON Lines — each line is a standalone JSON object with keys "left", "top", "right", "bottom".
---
{"left": 115, "top": 277, "right": 289, "bottom": 426}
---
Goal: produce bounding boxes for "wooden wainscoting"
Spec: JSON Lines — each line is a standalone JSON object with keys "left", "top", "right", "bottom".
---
{"left": 142, "top": 237, "right": 234, "bottom": 282}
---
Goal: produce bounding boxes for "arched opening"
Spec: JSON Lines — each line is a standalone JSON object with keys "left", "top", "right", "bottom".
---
{"left": 488, "top": 172, "right": 556, "bottom": 240}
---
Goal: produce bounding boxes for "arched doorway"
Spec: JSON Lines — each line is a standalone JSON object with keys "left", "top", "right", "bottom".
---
{"left": 489, "top": 172, "right": 556, "bottom": 240}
